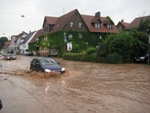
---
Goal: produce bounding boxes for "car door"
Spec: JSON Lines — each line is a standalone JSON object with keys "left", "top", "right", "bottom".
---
{"left": 34, "top": 59, "right": 42, "bottom": 71}
{"left": 30, "top": 59, "right": 36, "bottom": 70}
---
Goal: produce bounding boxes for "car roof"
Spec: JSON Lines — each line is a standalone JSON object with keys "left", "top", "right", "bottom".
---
{"left": 33, "top": 57, "right": 54, "bottom": 60}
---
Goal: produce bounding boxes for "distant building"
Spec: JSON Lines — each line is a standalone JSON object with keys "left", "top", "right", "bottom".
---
{"left": 10, "top": 31, "right": 27, "bottom": 54}
{"left": 117, "top": 19, "right": 129, "bottom": 31}
{"left": 126, "top": 15, "right": 150, "bottom": 30}
{"left": 19, "top": 31, "right": 36, "bottom": 54}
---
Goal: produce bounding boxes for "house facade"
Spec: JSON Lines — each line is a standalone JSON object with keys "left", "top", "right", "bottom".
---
{"left": 38, "top": 9, "right": 89, "bottom": 56}
{"left": 20, "top": 31, "right": 36, "bottom": 54}
{"left": 10, "top": 32, "right": 27, "bottom": 54}
{"left": 30, "top": 9, "right": 119, "bottom": 56}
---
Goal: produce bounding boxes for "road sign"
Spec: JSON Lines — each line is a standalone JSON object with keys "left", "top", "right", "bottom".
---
{"left": 67, "top": 43, "right": 72, "bottom": 52}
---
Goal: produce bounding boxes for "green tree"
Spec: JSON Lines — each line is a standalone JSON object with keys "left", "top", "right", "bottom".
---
{"left": 97, "top": 29, "right": 148, "bottom": 63}
{"left": 138, "top": 18, "right": 150, "bottom": 32}
{"left": 0, "top": 37, "right": 8, "bottom": 50}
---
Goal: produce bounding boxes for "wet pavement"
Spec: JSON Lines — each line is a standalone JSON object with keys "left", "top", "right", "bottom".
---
{"left": 0, "top": 55, "right": 150, "bottom": 113}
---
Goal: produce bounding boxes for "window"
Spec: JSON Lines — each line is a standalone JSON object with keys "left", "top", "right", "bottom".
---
{"left": 107, "top": 24, "right": 112, "bottom": 29}
{"left": 97, "top": 24, "right": 100, "bottom": 29}
{"left": 70, "top": 22, "right": 74, "bottom": 27}
{"left": 99, "top": 35, "right": 102, "bottom": 39}
{"left": 68, "top": 34, "right": 73, "bottom": 39}
{"left": 79, "top": 23, "right": 82, "bottom": 28}
{"left": 119, "top": 26, "right": 122, "bottom": 31}
{"left": 79, "top": 33, "right": 83, "bottom": 38}
{"left": 95, "top": 23, "right": 100, "bottom": 29}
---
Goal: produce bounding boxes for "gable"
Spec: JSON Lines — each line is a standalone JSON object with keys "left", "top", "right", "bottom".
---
{"left": 43, "top": 16, "right": 58, "bottom": 33}
{"left": 30, "top": 29, "right": 44, "bottom": 43}
{"left": 42, "top": 16, "right": 58, "bottom": 27}
{"left": 50, "top": 9, "right": 87, "bottom": 33}
{"left": 21, "top": 31, "right": 36, "bottom": 44}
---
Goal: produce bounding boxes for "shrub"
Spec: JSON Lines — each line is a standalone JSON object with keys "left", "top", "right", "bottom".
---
{"left": 84, "top": 53, "right": 97, "bottom": 62}
{"left": 86, "top": 47, "right": 96, "bottom": 55}
{"left": 63, "top": 52, "right": 98, "bottom": 62}
{"left": 106, "top": 53, "right": 123, "bottom": 64}
{"left": 63, "top": 52, "right": 86, "bottom": 61}
{"left": 96, "top": 56, "right": 107, "bottom": 63}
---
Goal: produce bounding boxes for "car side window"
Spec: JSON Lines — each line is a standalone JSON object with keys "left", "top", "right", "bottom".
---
{"left": 31, "top": 59, "right": 36, "bottom": 65}
{"left": 35, "top": 60, "right": 40, "bottom": 66}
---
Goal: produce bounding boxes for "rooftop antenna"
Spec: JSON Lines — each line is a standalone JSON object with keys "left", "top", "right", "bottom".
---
{"left": 63, "top": 8, "right": 65, "bottom": 14}
{"left": 142, "top": 11, "right": 145, "bottom": 16}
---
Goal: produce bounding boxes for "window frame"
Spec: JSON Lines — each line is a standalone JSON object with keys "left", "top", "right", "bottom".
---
{"left": 70, "top": 22, "right": 74, "bottom": 27}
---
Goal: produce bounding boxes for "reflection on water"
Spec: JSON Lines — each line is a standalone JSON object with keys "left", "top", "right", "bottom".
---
{"left": 0, "top": 56, "right": 150, "bottom": 113}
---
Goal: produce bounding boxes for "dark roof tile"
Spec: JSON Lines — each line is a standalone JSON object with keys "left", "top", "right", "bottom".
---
{"left": 30, "top": 29, "right": 44, "bottom": 43}
{"left": 21, "top": 31, "right": 36, "bottom": 44}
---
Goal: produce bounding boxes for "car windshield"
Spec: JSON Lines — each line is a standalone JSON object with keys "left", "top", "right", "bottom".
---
{"left": 40, "top": 58, "right": 57, "bottom": 65}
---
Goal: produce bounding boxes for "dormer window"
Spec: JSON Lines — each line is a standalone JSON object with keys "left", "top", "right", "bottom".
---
{"left": 70, "top": 22, "right": 74, "bottom": 27}
{"left": 79, "top": 23, "right": 82, "bottom": 28}
{"left": 95, "top": 23, "right": 100, "bottom": 29}
{"left": 107, "top": 24, "right": 112, "bottom": 29}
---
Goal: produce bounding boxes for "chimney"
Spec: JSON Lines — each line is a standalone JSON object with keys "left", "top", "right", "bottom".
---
{"left": 95, "top": 12, "right": 101, "bottom": 19}
{"left": 121, "top": 19, "right": 124, "bottom": 22}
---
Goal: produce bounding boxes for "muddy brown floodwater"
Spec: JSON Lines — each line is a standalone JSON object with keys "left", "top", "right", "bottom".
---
{"left": 0, "top": 55, "right": 150, "bottom": 113}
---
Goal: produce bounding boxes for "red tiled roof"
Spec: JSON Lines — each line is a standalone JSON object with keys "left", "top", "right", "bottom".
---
{"left": 43, "top": 9, "right": 119, "bottom": 34}
{"left": 120, "top": 21, "right": 129, "bottom": 28}
{"left": 46, "top": 16, "right": 58, "bottom": 24}
{"left": 81, "top": 15, "right": 119, "bottom": 33}
{"left": 30, "top": 29, "right": 44, "bottom": 43}
{"left": 127, "top": 16, "right": 150, "bottom": 29}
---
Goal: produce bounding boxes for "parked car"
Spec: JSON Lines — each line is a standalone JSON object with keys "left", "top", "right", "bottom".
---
{"left": 4, "top": 54, "right": 16, "bottom": 60}
{"left": 23, "top": 51, "right": 33, "bottom": 56}
{"left": 134, "top": 54, "right": 149, "bottom": 63}
{"left": 30, "top": 57, "right": 65, "bottom": 74}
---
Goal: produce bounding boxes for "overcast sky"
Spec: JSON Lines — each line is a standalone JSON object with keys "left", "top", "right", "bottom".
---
{"left": 0, "top": 0, "right": 150, "bottom": 39}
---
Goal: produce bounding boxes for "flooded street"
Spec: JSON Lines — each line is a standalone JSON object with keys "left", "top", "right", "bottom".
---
{"left": 0, "top": 55, "right": 150, "bottom": 113}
